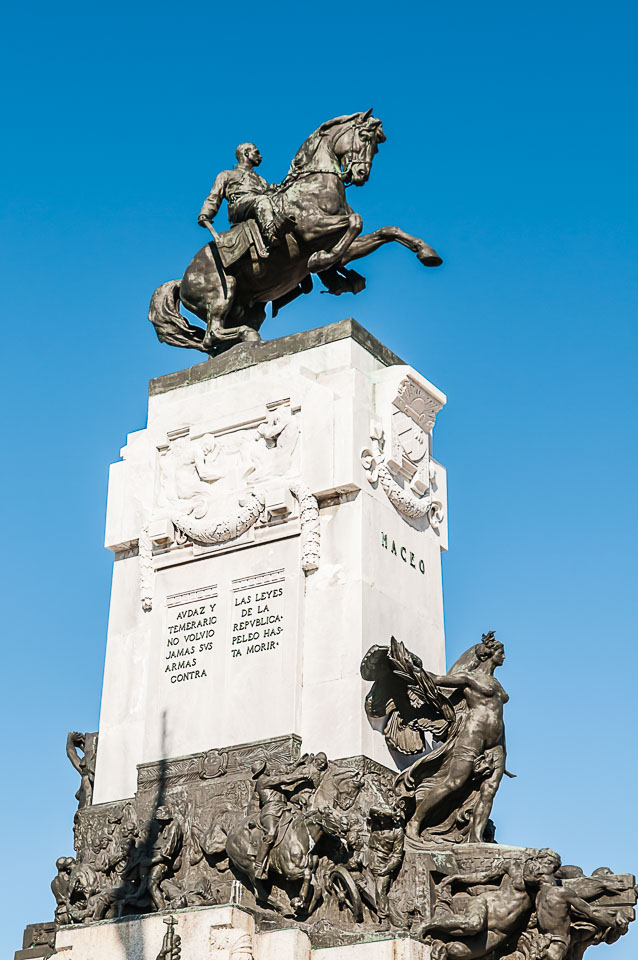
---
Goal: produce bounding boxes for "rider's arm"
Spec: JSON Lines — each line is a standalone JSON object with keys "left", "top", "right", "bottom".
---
{"left": 66, "top": 732, "right": 83, "bottom": 774}
{"left": 198, "top": 172, "right": 228, "bottom": 225}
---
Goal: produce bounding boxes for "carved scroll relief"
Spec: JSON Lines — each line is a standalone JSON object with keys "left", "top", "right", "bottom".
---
{"left": 139, "top": 404, "right": 320, "bottom": 610}
{"left": 361, "top": 376, "right": 444, "bottom": 526}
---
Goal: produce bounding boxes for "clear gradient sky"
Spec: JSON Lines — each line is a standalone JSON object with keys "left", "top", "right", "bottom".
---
{"left": 1, "top": 1, "right": 637, "bottom": 957}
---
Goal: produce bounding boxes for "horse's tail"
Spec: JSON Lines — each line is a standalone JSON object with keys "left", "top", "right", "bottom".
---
{"left": 148, "top": 280, "right": 209, "bottom": 353}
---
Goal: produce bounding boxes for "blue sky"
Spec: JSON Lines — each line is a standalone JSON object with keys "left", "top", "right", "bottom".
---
{"left": 1, "top": 1, "right": 637, "bottom": 956}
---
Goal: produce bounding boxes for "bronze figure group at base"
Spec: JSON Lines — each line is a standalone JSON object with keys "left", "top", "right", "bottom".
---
{"left": 51, "top": 633, "right": 636, "bottom": 960}
{"left": 149, "top": 112, "right": 442, "bottom": 356}
{"left": 364, "top": 632, "right": 513, "bottom": 845}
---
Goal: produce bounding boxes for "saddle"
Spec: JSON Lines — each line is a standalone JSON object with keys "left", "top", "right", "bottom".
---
{"left": 211, "top": 220, "right": 268, "bottom": 269}
{"left": 269, "top": 810, "right": 296, "bottom": 852}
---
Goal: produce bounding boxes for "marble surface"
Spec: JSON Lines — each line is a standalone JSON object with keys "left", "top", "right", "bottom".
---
{"left": 93, "top": 324, "right": 448, "bottom": 803}
{"left": 54, "top": 903, "right": 433, "bottom": 960}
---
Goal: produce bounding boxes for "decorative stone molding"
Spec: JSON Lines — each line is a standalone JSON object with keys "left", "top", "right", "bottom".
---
{"left": 138, "top": 482, "right": 319, "bottom": 609}
{"left": 361, "top": 426, "right": 443, "bottom": 527}
{"left": 135, "top": 405, "right": 322, "bottom": 608}
{"left": 393, "top": 375, "right": 443, "bottom": 433}
{"left": 289, "top": 481, "right": 320, "bottom": 573}
{"left": 139, "top": 523, "right": 154, "bottom": 612}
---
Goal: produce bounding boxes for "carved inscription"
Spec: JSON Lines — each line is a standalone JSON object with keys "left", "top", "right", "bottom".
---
{"left": 231, "top": 570, "right": 285, "bottom": 659}
{"left": 164, "top": 585, "right": 218, "bottom": 685}
{"left": 381, "top": 531, "right": 426, "bottom": 573}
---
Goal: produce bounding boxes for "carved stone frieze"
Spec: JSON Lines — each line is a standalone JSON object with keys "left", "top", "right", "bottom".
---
{"left": 361, "top": 425, "right": 443, "bottom": 527}
{"left": 393, "top": 376, "right": 444, "bottom": 434}
{"left": 137, "top": 406, "right": 321, "bottom": 609}
{"left": 137, "top": 735, "right": 302, "bottom": 793}
{"left": 157, "top": 406, "right": 300, "bottom": 526}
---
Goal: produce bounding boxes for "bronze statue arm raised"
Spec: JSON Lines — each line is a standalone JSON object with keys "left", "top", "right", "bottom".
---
{"left": 66, "top": 732, "right": 84, "bottom": 775}
{"left": 429, "top": 671, "right": 498, "bottom": 697}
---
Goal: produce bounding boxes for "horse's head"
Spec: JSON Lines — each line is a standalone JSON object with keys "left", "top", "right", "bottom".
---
{"left": 334, "top": 109, "right": 386, "bottom": 186}
{"left": 68, "top": 862, "right": 99, "bottom": 903}
{"left": 305, "top": 805, "right": 350, "bottom": 839}
{"left": 286, "top": 110, "right": 386, "bottom": 187}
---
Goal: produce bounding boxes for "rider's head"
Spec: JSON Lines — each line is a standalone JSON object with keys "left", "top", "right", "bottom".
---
{"left": 251, "top": 758, "right": 267, "bottom": 779}
{"left": 314, "top": 752, "right": 328, "bottom": 771}
{"left": 367, "top": 805, "right": 395, "bottom": 828}
{"left": 236, "top": 142, "right": 262, "bottom": 167}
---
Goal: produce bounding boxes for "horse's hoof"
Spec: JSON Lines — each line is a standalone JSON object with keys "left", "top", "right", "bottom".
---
{"left": 417, "top": 247, "right": 443, "bottom": 267}
{"left": 290, "top": 897, "right": 306, "bottom": 915}
{"left": 242, "top": 330, "right": 262, "bottom": 343}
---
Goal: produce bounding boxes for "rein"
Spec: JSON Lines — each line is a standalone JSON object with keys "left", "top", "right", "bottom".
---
{"left": 276, "top": 168, "right": 347, "bottom": 193}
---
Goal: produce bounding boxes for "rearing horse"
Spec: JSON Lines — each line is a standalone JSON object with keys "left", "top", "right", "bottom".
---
{"left": 149, "top": 111, "right": 442, "bottom": 356}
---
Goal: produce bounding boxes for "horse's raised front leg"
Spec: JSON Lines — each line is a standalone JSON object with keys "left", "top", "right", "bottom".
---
{"left": 202, "top": 275, "right": 262, "bottom": 353}
{"left": 309, "top": 213, "right": 363, "bottom": 272}
{"left": 341, "top": 226, "right": 442, "bottom": 268}
{"left": 290, "top": 856, "right": 318, "bottom": 916}
{"left": 295, "top": 212, "right": 363, "bottom": 273}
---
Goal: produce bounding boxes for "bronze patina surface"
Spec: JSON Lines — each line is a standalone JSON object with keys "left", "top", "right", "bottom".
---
{"left": 149, "top": 112, "right": 442, "bottom": 356}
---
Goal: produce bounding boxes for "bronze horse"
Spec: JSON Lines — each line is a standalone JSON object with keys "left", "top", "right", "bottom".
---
{"left": 149, "top": 111, "right": 442, "bottom": 356}
{"left": 225, "top": 805, "right": 349, "bottom": 916}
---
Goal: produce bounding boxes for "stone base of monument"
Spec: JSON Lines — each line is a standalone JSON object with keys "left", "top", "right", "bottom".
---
{"left": 94, "top": 319, "right": 448, "bottom": 804}
{"left": 54, "top": 903, "right": 435, "bottom": 960}
{"left": 16, "top": 322, "right": 636, "bottom": 960}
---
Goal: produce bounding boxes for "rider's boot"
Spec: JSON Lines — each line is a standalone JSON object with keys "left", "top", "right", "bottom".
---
{"left": 255, "top": 198, "right": 290, "bottom": 250}
{"left": 254, "top": 839, "right": 271, "bottom": 880}
{"left": 262, "top": 221, "right": 279, "bottom": 248}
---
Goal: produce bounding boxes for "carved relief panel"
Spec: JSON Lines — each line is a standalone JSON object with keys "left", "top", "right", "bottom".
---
{"left": 139, "top": 401, "right": 319, "bottom": 610}
{"left": 361, "top": 375, "right": 445, "bottom": 528}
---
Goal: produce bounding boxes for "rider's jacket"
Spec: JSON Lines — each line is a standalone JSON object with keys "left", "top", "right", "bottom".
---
{"left": 199, "top": 166, "right": 270, "bottom": 224}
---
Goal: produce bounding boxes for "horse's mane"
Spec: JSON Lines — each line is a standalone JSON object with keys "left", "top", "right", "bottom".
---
{"left": 285, "top": 113, "right": 365, "bottom": 180}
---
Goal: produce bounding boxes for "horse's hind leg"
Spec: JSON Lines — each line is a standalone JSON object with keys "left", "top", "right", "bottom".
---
{"left": 202, "top": 276, "right": 262, "bottom": 353}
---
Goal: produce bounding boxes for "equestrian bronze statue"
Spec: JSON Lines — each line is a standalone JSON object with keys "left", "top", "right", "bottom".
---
{"left": 149, "top": 111, "right": 442, "bottom": 356}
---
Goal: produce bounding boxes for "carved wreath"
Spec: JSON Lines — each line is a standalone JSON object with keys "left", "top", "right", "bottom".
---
{"left": 139, "top": 483, "right": 319, "bottom": 611}
{"left": 361, "top": 425, "right": 443, "bottom": 526}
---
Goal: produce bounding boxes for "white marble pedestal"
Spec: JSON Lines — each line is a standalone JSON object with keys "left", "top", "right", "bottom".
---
{"left": 93, "top": 320, "right": 448, "bottom": 804}
{"left": 54, "top": 903, "right": 434, "bottom": 960}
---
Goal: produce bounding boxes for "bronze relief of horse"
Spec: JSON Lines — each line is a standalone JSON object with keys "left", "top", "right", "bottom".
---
{"left": 225, "top": 805, "right": 349, "bottom": 916}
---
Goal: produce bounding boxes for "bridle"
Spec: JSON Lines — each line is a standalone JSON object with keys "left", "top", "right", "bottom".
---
{"left": 279, "top": 117, "right": 382, "bottom": 191}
